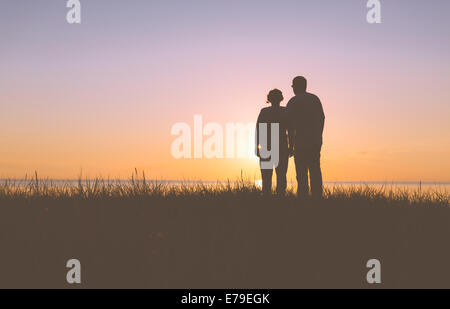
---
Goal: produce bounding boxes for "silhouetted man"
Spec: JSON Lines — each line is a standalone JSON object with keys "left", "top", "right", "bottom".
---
{"left": 286, "top": 76, "right": 325, "bottom": 198}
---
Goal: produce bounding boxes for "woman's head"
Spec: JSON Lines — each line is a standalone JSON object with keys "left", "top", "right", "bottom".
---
{"left": 267, "top": 89, "right": 283, "bottom": 106}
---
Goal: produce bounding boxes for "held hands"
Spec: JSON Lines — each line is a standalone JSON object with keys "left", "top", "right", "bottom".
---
{"left": 255, "top": 144, "right": 262, "bottom": 158}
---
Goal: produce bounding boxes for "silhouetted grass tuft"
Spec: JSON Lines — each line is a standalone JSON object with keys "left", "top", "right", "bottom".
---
{"left": 0, "top": 175, "right": 448, "bottom": 207}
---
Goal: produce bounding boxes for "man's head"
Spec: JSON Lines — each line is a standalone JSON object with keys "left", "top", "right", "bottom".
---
{"left": 292, "top": 76, "right": 307, "bottom": 95}
{"left": 267, "top": 89, "right": 283, "bottom": 106}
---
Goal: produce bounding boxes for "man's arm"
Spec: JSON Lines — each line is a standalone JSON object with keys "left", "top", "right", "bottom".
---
{"left": 318, "top": 98, "right": 325, "bottom": 135}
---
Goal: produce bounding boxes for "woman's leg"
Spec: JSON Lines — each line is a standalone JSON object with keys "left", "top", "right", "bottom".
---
{"left": 275, "top": 151, "right": 289, "bottom": 195}
{"left": 260, "top": 166, "right": 273, "bottom": 194}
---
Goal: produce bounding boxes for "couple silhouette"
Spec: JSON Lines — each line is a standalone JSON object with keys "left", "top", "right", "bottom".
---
{"left": 256, "top": 76, "right": 325, "bottom": 198}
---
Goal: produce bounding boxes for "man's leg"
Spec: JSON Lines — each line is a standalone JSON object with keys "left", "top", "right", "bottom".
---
{"left": 309, "top": 148, "right": 323, "bottom": 199}
{"left": 294, "top": 154, "right": 309, "bottom": 197}
{"left": 275, "top": 152, "right": 288, "bottom": 195}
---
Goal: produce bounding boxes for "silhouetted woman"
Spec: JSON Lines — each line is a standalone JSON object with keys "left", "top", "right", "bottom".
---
{"left": 256, "top": 89, "right": 290, "bottom": 195}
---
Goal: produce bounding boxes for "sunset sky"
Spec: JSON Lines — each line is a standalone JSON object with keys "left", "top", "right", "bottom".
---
{"left": 1, "top": 0, "right": 449, "bottom": 181}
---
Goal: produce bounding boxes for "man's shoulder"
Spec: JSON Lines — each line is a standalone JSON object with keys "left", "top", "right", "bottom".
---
{"left": 306, "top": 92, "right": 321, "bottom": 103}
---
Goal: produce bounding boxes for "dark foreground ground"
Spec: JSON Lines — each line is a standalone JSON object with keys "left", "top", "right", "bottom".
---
{"left": 0, "top": 182, "right": 449, "bottom": 288}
